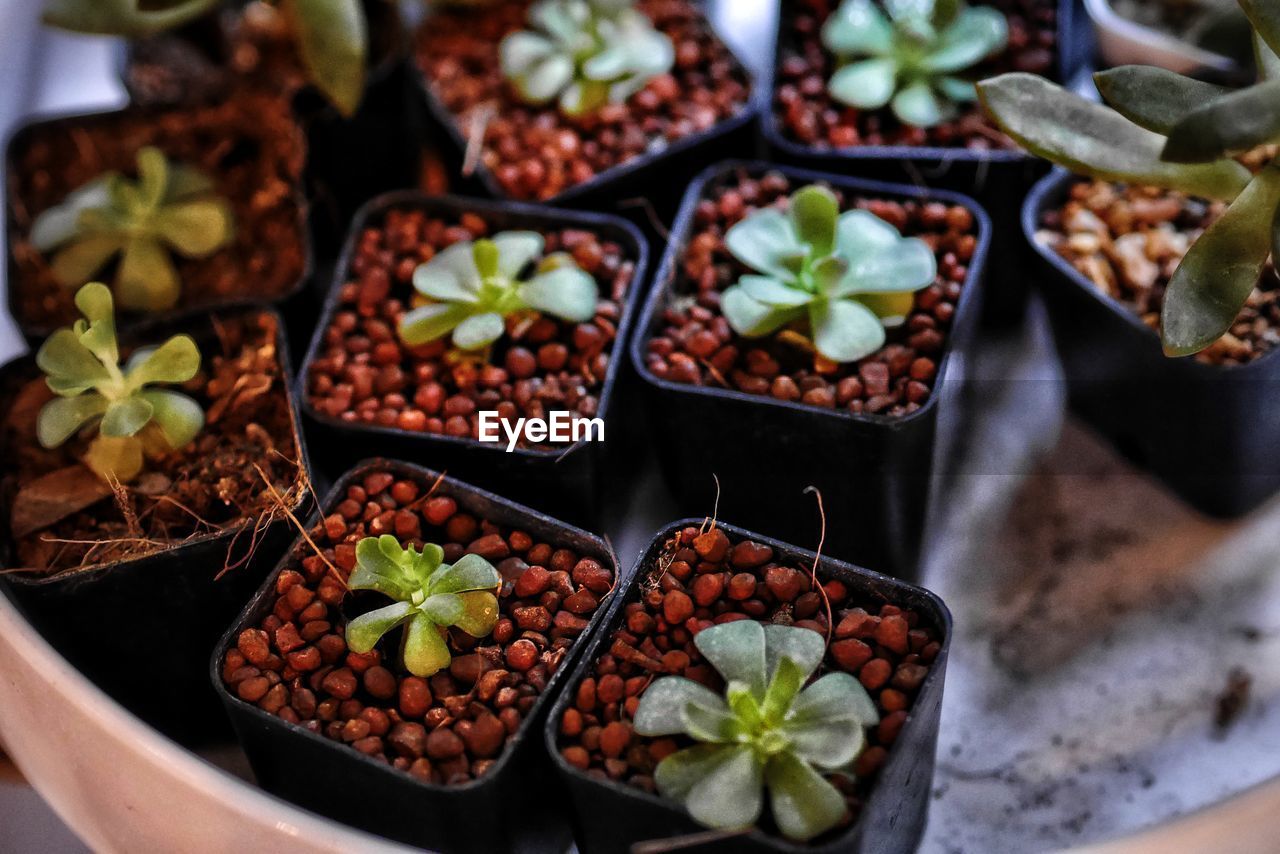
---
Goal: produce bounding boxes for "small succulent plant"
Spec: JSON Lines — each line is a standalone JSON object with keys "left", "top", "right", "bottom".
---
{"left": 976, "top": 0, "right": 1280, "bottom": 356}
{"left": 41, "top": 0, "right": 367, "bottom": 116}
{"left": 719, "top": 185, "right": 937, "bottom": 363}
{"left": 345, "top": 535, "right": 502, "bottom": 677}
{"left": 36, "top": 283, "right": 204, "bottom": 483}
{"left": 30, "top": 146, "right": 234, "bottom": 313}
{"left": 399, "top": 231, "right": 599, "bottom": 351}
{"left": 633, "top": 620, "right": 880, "bottom": 842}
{"left": 822, "top": 0, "right": 1009, "bottom": 128}
{"left": 499, "top": 0, "right": 675, "bottom": 117}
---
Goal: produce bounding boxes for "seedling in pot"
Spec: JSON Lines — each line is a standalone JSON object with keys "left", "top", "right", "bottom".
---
{"left": 345, "top": 535, "right": 501, "bottom": 676}
{"left": 720, "top": 184, "right": 937, "bottom": 364}
{"left": 634, "top": 620, "right": 880, "bottom": 842}
{"left": 823, "top": 0, "right": 1009, "bottom": 128}
{"left": 399, "top": 230, "right": 599, "bottom": 353}
{"left": 977, "top": 0, "right": 1280, "bottom": 356}
{"left": 499, "top": 0, "right": 675, "bottom": 117}
{"left": 41, "top": 0, "right": 369, "bottom": 116}
{"left": 29, "top": 147, "right": 234, "bottom": 313}
{"left": 35, "top": 282, "right": 204, "bottom": 483}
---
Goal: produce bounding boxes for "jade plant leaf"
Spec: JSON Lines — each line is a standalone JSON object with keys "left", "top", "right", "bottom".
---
{"left": 34, "top": 283, "right": 205, "bottom": 483}
{"left": 1161, "top": 79, "right": 1280, "bottom": 163}
{"left": 399, "top": 231, "right": 598, "bottom": 354}
{"left": 719, "top": 184, "right": 936, "bottom": 364}
{"left": 632, "top": 621, "right": 880, "bottom": 842}
{"left": 282, "top": 0, "right": 368, "bottom": 118}
{"left": 345, "top": 536, "right": 501, "bottom": 677}
{"left": 1161, "top": 164, "right": 1280, "bottom": 356}
{"left": 976, "top": 73, "right": 1251, "bottom": 201}
{"left": 29, "top": 147, "right": 234, "bottom": 313}
{"left": 499, "top": 0, "right": 674, "bottom": 117}
{"left": 41, "top": 0, "right": 219, "bottom": 37}
{"left": 822, "top": 0, "right": 1008, "bottom": 128}
{"left": 1092, "top": 66, "right": 1230, "bottom": 135}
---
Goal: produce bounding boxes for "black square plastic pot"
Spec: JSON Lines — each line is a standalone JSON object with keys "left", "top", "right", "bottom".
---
{"left": 0, "top": 306, "right": 312, "bottom": 743}
{"left": 3, "top": 105, "right": 315, "bottom": 347}
{"left": 406, "top": 2, "right": 759, "bottom": 219}
{"left": 630, "top": 161, "right": 990, "bottom": 579}
{"left": 211, "top": 458, "right": 621, "bottom": 854}
{"left": 761, "top": 0, "right": 1090, "bottom": 323}
{"left": 1025, "top": 168, "right": 1280, "bottom": 516}
{"left": 119, "top": 0, "right": 417, "bottom": 241}
{"left": 298, "top": 191, "right": 650, "bottom": 523}
{"left": 545, "top": 518, "right": 952, "bottom": 854}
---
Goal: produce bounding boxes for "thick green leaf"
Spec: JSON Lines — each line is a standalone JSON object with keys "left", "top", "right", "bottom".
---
{"left": 420, "top": 592, "right": 465, "bottom": 626}
{"left": 403, "top": 612, "right": 452, "bottom": 676}
{"left": 136, "top": 147, "right": 168, "bottom": 212}
{"left": 810, "top": 298, "right": 886, "bottom": 363}
{"left": 922, "top": 6, "right": 1008, "bottom": 72}
{"left": 284, "top": 0, "right": 367, "bottom": 118}
{"left": 739, "top": 275, "right": 815, "bottom": 307}
{"left": 451, "top": 590, "right": 500, "bottom": 638}
{"left": 452, "top": 312, "right": 505, "bottom": 350}
{"left": 681, "top": 744, "right": 764, "bottom": 831}
{"left": 155, "top": 199, "right": 235, "bottom": 256}
{"left": 100, "top": 395, "right": 154, "bottom": 438}
{"left": 821, "top": 0, "right": 894, "bottom": 56}
{"left": 725, "top": 209, "right": 804, "bottom": 281}
{"left": 349, "top": 535, "right": 418, "bottom": 598}
{"left": 790, "top": 186, "right": 840, "bottom": 257}
{"left": 1240, "top": 0, "right": 1280, "bottom": 60}
{"left": 1162, "top": 78, "right": 1280, "bottom": 163}
{"left": 29, "top": 179, "right": 112, "bottom": 251}
{"left": 560, "top": 79, "right": 612, "bottom": 117}
{"left": 345, "top": 601, "right": 413, "bottom": 654}
{"left": 783, "top": 715, "right": 866, "bottom": 769}
{"left": 1093, "top": 66, "right": 1229, "bottom": 135}
{"left": 653, "top": 744, "right": 734, "bottom": 801}
{"left": 720, "top": 285, "right": 805, "bottom": 337}
{"left": 634, "top": 677, "right": 729, "bottom": 736}
{"left": 518, "top": 267, "right": 599, "bottom": 321}
{"left": 680, "top": 696, "right": 741, "bottom": 743}
{"left": 892, "top": 81, "right": 948, "bottom": 128}
{"left": 1162, "top": 164, "right": 1280, "bottom": 355}
{"left": 790, "top": 672, "right": 880, "bottom": 728}
{"left": 976, "top": 73, "right": 1250, "bottom": 200}
{"left": 413, "top": 243, "right": 482, "bottom": 302}
{"left": 763, "top": 624, "right": 826, "bottom": 686}
{"left": 115, "top": 238, "right": 181, "bottom": 312}
{"left": 430, "top": 553, "right": 501, "bottom": 595}
{"left": 50, "top": 235, "right": 123, "bottom": 289}
{"left": 36, "top": 393, "right": 108, "bottom": 448}
{"left": 831, "top": 212, "right": 936, "bottom": 296}
{"left": 693, "top": 620, "right": 768, "bottom": 697}
{"left": 124, "top": 334, "right": 200, "bottom": 388}
{"left": 760, "top": 655, "right": 805, "bottom": 726}
{"left": 828, "top": 58, "right": 898, "bottom": 110}
{"left": 516, "top": 55, "right": 576, "bottom": 103}
{"left": 399, "top": 303, "right": 472, "bottom": 346}
{"left": 138, "top": 389, "right": 203, "bottom": 448}
{"left": 37, "top": 329, "right": 112, "bottom": 389}
{"left": 84, "top": 434, "right": 143, "bottom": 482}
{"left": 42, "top": 0, "right": 219, "bottom": 36}
{"left": 493, "top": 231, "right": 545, "bottom": 278}
{"left": 500, "top": 30, "right": 555, "bottom": 75}
{"left": 764, "top": 751, "right": 848, "bottom": 841}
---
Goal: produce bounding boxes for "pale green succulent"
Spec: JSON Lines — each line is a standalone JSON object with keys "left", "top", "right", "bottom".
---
{"left": 36, "top": 283, "right": 204, "bottom": 483}
{"left": 720, "top": 185, "right": 937, "bottom": 363}
{"left": 499, "top": 0, "right": 674, "bottom": 116}
{"left": 345, "top": 535, "right": 502, "bottom": 677}
{"left": 977, "top": 0, "right": 1280, "bottom": 356}
{"left": 29, "top": 147, "right": 234, "bottom": 313}
{"left": 399, "top": 231, "right": 599, "bottom": 351}
{"left": 42, "top": 0, "right": 367, "bottom": 116}
{"left": 822, "top": 0, "right": 1009, "bottom": 128}
{"left": 633, "top": 620, "right": 880, "bottom": 842}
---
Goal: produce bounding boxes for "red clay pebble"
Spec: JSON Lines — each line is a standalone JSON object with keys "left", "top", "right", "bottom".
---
{"left": 730, "top": 541, "right": 772, "bottom": 568}
{"left": 572, "top": 558, "right": 612, "bottom": 593}
{"left": 321, "top": 668, "right": 358, "bottom": 700}
{"left": 764, "top": 567, "right": 804, "bottom": 602}
{"left": 363, "top": 666, "right": 397, "bottom": 700}
{"left": 506, "top": 639, "right": 539, "bottom": 671}
{"left": 388, "top": 722, "right": 428, "bottom": 759}
{"left": 875, "top": 614, "right": 910, "bottom": 654}
{"left": 860, "top": 659, "right": 893, "bottom": 691}
{"left": 515, "top": 565, "right": 551, "bottom": 597}
{"left": 600, "top": 721, "right": 632, "bottom": 758}
{"left": 692, "top": 528, "right": 730, "bottom": 562}
{"left": 425, "top": 727, "right": 465, "bottom": 760}
{"left": 727, "top": 573, "right": 757, "bottom": 600}
{"left": 460, "top": 713, "right": 506, "bottom": 757}
{"left": 562, "top": 746, "right": 590, "bottom": 770}
{"left": 831, "top": 639, "right": 874, "bottom": 671}
{"left": 691, "top": 573, "right": 725, "bottom": 606}
{"left": 662, "top": 590, "right": 694, "bottom": 624}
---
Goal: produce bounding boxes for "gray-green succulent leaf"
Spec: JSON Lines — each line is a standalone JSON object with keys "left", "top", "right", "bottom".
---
{"left": 633, "top": 620, "right": 879, "bottom": 842}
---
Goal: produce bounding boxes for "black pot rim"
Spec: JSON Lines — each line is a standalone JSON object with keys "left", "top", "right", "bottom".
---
{"left": 542, "top": 516, "right": 954, "bottom": 854}
{"left": 296, "top": 189, "right": 650, "bottom": 461}
{"left": 627, "top": 159, "right": 992, "bottom": 429}
{"left": 1023, "top": 166, "right": 1280, "bottom": 377}
{"left": 1, "top": 302, "right": 313, "bottom": 587}
{"left": 209, "top": 456, "right": 621, "bottom": 797}
{"left": 758, "top": 0, "right": 1080, "bottom": 166}
{"left": 405, "top": 3, "right": 759, "bottom": 205}
{"left": 3, "top": 103, "right": 316, "bottom": 342}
